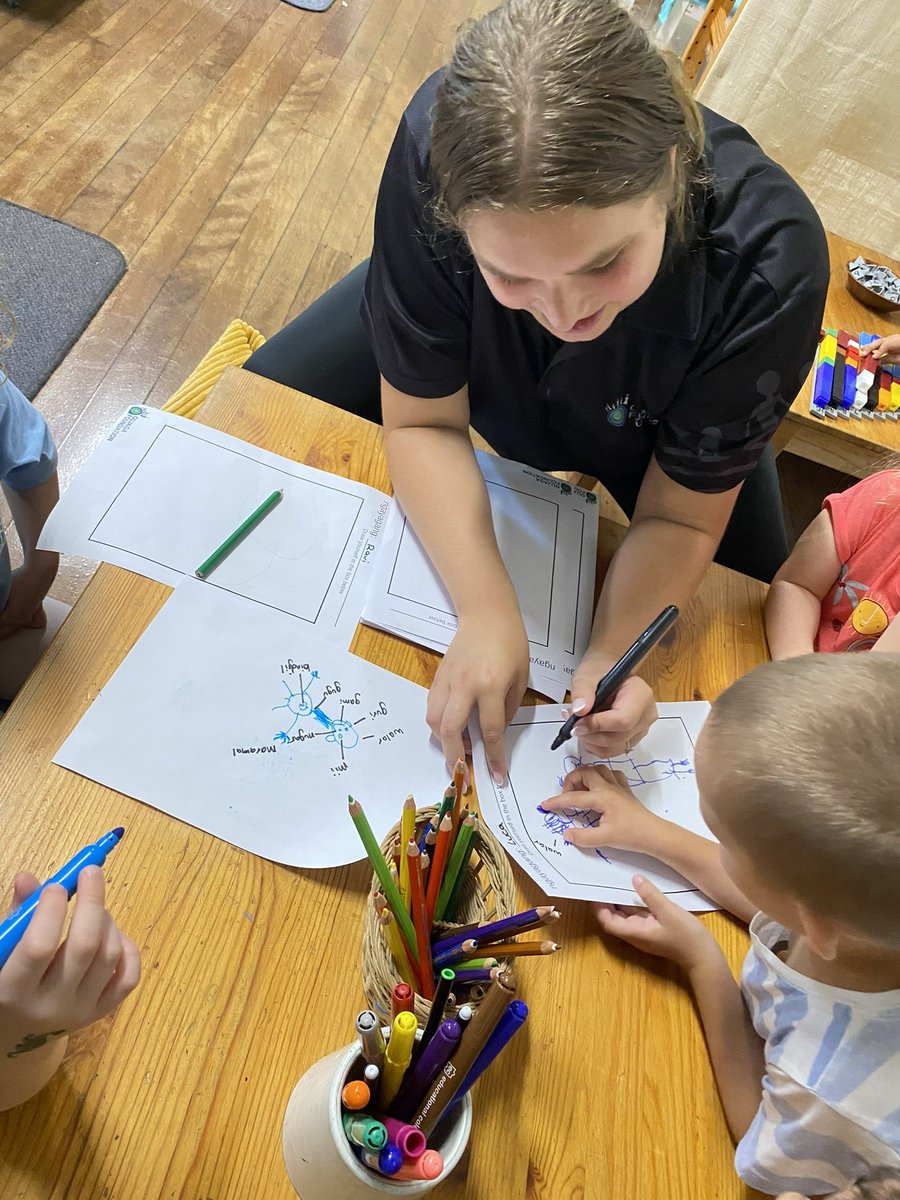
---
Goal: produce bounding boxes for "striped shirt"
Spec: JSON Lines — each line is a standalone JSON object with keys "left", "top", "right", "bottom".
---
{"left": 736, "top": 913, "right": 900, "bottom": 1195}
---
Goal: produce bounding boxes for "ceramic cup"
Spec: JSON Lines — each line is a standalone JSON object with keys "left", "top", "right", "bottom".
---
{"left": 282, "top": 1039, "right": 472, "bottom": 1198}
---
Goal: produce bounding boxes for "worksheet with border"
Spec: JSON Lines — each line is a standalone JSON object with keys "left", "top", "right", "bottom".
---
{"left": 361, "top": 451, "right": 599, "bottom": 701}
{"left": 471, "top": 703, "right": 716, "bottom": 910}
{"left": 39, "top": 406, "right": 390, "bottom": 647}
{"left": 54, "top": 579, "right": 449, "bottom": 868}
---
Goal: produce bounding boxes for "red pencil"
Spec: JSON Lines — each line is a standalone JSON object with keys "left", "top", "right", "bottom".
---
{"left": 425, "top": 813, "right": 453, "bottom": 929}
{"left": 406, "top": 840, "right": 434, "bottom": 1000}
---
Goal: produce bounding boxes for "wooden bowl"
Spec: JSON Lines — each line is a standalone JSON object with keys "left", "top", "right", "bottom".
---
{"left": 847, "top": 261, "right": 900, "bottom": 313}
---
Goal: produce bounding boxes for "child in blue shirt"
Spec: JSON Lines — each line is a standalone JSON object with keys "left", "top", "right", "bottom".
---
{"left": 0, "top": 373, "right": 64, "bottom": 702}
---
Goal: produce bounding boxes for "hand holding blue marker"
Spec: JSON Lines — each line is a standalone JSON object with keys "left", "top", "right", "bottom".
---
{"left": 0, "top": 828, "right": 126, "bottom": 971}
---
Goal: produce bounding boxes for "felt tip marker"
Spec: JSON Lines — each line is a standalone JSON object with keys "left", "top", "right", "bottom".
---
{"left": 0, "top": 828, "right": 126, "bottom": 971}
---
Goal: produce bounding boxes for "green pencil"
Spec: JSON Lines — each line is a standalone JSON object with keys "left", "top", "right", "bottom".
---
{"left": 195, "top": 488, "right": 283, "bottom": 579}
{"left": 348, "top": 796, "right": 420, "bottom": 964}
{"left": 434, "top": 813, "right": 477, "bottom": 923}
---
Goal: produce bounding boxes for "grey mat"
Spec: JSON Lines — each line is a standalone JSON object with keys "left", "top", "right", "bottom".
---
{"left": 0, "top": 199, "right": 126, "bottom": 399}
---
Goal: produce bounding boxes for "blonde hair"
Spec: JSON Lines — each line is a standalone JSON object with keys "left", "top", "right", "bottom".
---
{"left": 430, "top": 0, "right": 706, "bottom": 240}
{"left": 700, "top": 653, "right": 900, "bottom": 947}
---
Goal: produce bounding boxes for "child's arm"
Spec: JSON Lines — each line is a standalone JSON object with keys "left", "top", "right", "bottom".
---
{"left": 0, "top": 866, "right": 140, "bottom": 1111}
{"left": 765, "top": 510, "right": 841, "bottom": 660}
{"left": 540, "top": 765, "right": 757, "bottom": 921}
{"left": 598, "top": 875, "right": 765, "bottom": 1142}
{"left": 874, "top": 617, "right": 900, "bottom": 653}
{"left": 0, "top": 473, "right": 60, "bottom": 638}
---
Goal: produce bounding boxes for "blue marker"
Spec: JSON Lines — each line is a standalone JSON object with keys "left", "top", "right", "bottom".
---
{"left": 0, "top": 828, "right": 125, "bottom": 970}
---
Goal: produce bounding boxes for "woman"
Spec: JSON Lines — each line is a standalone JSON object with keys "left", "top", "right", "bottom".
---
{"left": 245, "top": 0, "right": 829, "bottom": 779}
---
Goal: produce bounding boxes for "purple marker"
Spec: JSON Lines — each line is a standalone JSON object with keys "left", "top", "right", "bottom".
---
{"left": 391, "top": 1019, "right": 461, "bottom": 1121}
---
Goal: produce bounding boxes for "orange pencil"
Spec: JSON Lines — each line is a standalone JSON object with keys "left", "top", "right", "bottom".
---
{"left": 483, "top": 940, "right": 560, "bottom": 958}
{"left": 425, "top": 813, "right": 453, "bottom": 928}
{"left": 406, "top": 840, "right": 434, "bottom": 1000}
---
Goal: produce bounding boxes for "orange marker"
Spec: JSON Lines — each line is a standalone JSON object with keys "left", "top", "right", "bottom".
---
{"left": 392, "top": 1149, "right": 444, "bottom": 1181}
{"left": 341, "top": 1079, "right": 371, "bottom": 1110}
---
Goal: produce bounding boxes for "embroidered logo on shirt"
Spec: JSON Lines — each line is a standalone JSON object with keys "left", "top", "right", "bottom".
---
{"left": 850, "top": 597, "right": 889, "bottom": 636}
{"left": 832, "top": 562, "right": 869, "bottom": 609}
{"left": 605, "top": 394, "right": 656, "bottom": 429}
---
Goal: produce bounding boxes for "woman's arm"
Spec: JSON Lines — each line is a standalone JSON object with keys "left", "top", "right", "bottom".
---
{"left": 570, "top": 460, "right": 739, "bottom": 749}
{"left": 381, "top": 379, "right": 529, "bottom": 778}
{"left": 764, "top": 511, "right": 841, "bottom": 660}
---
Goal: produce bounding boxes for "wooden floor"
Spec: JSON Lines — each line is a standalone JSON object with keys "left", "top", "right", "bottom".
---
{"left": 1, "top": 0, "right": 494, "bottom": 602}
{"left": 1, "top": 0, "right": 848, "bottom": 607}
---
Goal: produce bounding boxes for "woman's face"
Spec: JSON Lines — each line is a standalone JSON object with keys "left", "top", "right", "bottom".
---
{"left": 463, "top": 194, "right": 669, "bottom": 342}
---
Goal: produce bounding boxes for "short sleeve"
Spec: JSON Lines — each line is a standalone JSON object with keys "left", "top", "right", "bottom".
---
{"left": 824, "top": 471, "right": 900, "bottom": 565}
{"left": 655, "top": 250, "right": 829, "bottom": 494}
{"left": 0, "top": 376, "right": 57, "bottom": 491}
{"left": 361, "top": 99, "right": 472, "bottom": 399}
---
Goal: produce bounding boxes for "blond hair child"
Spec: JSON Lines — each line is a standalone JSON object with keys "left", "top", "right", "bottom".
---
{"left": 541, "top": 653, "right": 900, "bottom": 1196}
{"left": 766, "top": 334, "right": 900, "bottom": 660}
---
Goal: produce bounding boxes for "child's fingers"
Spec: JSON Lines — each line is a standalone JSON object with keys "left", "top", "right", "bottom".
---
{"left": 0, "top": 884, "right": 69, "bottom": 991}
{"left": 563, "top": 824, "right": 612, "bottom": 849}
{"left": 94, "top": 934, "right": 141, "bottom": 1019}
{"left": 631, "top": 874, "right": 676, "bottom": 919}
{"left": 11, "top": 871, "right": 41, "bottom": 908}
{"left": 49, "top": 867, "right": 109, "bottom": 987}
{"left": 75, "top": 912, "right": 123, "bottom": 1005}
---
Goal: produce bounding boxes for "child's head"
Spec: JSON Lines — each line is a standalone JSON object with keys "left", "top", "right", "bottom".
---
{"left": 696, "top": 653, "right": 900, "bottom": 951}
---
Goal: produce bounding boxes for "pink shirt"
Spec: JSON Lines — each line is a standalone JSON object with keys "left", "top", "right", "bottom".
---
{"left": 817, "top": 470, "right": 900, "bottom": 653}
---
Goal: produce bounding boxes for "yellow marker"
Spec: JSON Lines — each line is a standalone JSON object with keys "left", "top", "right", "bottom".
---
{"left": 379, "top": 1011, "right": 418, "bottom": 1109}
{"left": 398, "top": 794, "right": 416, "bottom": 912}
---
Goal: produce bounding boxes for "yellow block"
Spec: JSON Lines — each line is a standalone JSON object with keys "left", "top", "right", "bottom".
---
{"left": 163, "top": 319, "right": 267, "bottom": 420}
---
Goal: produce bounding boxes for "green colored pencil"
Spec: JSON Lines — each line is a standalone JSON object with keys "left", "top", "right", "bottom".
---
{"left": 348, "top": 796, "right": 420, "bottom": 963}
{"left": 434, "top": 813, "right": 477, "bottom": 923}
{"left": 195, "top": 488, "right": 283, "bottom": 579}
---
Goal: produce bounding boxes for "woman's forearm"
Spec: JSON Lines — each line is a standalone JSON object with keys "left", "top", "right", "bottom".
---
{"left": 383, "top": 425, "right": 520, "bottom": 618}
{"left": 765, "top": 579, "right": 821, "bottom": 660}
{"left": 590, "top": 515, "right": 716, "bottom": 669}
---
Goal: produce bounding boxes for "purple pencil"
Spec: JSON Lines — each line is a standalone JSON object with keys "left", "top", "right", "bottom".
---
{"left": 431, "top": 906, "right": 559, "bottom": 958}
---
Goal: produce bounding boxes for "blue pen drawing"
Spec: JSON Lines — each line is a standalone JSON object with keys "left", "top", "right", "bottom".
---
{"left": 272, "top": 669, "right": 360, "bottom": 757}
{"left": 536, "top": 751, "right": 695, "bottom": 863}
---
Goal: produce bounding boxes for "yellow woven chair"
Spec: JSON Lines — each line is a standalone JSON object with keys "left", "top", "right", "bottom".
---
{"left": 162, "top": 318, "right": 266, "bottom": 420}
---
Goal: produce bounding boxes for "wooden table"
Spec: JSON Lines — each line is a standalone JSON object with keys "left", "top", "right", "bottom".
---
{"left": 0, "top": 366, "right": 769, "bottom": 1200}
{"left": 771, "top": 232, "right": 900, "bottom": 476}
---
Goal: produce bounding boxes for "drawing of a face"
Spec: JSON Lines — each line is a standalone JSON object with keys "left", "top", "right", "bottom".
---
{"left": 326, "top": 719, "right": 359, "bottom": 750}
{"left": 850, "top": 597, "right": 889, "bottom": 637}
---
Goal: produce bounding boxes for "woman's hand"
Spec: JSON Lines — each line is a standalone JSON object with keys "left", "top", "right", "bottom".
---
{"left": 565, "top": 656, "right": 657, "bottom": 757}
{"left": 427, "top": 605, "right": 530, "bottom": 782}
{"left": 0, "top": 866, "right": 141, "bottom": 1056}
{"left": 595, "top": 874, "right": 720, "bottom": 971}
{"left": 540, "top": 763, "right": 671, "bottom": 854}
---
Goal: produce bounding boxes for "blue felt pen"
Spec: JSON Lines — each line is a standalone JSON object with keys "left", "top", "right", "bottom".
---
{"left": 446, "top": 1000, "right": 529, "bottom": 1112}
{"left": 0, "top": 828, "right": 126, "bottom": 971}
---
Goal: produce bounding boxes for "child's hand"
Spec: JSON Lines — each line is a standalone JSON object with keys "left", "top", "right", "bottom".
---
{"left": 0, "top": 866, "right": 141, "bottom": 1056}
{"left": 867, "top": 333, "right": 900, "bottom": 365}
{"left": 0, "top": 565, "right": 54, "bottom": 640}
{"left": 540, "top": 763, "right": 670, "bottom": 855}
{"left": 595, "top": 874, "right": 720, "bottom": 970}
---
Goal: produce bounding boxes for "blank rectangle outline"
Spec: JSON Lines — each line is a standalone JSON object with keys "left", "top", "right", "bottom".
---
{"left": 385, "top": 480, "right": 574, "bottom": 649}
{"left": 499, "top": 711, "right": 699, "bottom": 896}
{"left": 88, "top": 423, "right": 367, "bottom": 626}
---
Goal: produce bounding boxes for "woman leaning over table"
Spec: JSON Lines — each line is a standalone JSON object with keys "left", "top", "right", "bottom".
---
{"left": 245, "top": 0, "right": 829, "bottom": 780}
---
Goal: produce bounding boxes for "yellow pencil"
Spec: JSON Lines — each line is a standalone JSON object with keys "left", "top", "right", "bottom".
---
{"left": 398, "top": 794, "right": 415, "bottom": 912}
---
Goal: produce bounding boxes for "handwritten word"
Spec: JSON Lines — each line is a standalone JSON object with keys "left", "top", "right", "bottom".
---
{"left": 377, "top": 728, "right": 403, "bottom": 745}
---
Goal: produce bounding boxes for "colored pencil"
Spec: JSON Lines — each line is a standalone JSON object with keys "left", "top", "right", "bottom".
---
{"left": 433, "top": 813, "right": 477, "bottom": 923}
{"left": 431, "top": 906, "right": 558, "bottom": 957}
{"left": 194, "top": 488, "right": 283, "bottom": 578}
{"left": 443, "top": 814, "right": 478, "bottom": 920}
{"left": 485, "top": 940, "right": 559, "bottom": 957}
{"left": 432, "top": 938, "right": 479, "bottom": 968}
{"left": 406, "top": 841, "right": 434, "bottom": 1000}
{"left": 399, "top": 795, "right": 416, "bottom": 912}
{"left": 348, "top": 797, "right": 419, "bottom": 962}
{"left": 425, "top": 814, "right": 453, "bottom": 928}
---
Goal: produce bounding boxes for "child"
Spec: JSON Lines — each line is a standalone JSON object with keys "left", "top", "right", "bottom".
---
{"left": 0, "top": 368, "right": 66, "bottom": 703}
{"left": 778, "top": 1169, "right": 900, "bottom": 1200}
{"left": 765, "top": 333, "right": 900, "bottom": 660}
{"left": 0, "top": 866, "right": 140, "bottom": 1110}
{"left": 540, "top": 653, "right": 900, "bottom": 1197}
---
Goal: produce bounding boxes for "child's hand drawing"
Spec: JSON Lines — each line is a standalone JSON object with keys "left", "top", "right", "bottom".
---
{"left": 540, "top": 763, "right": 671, "bottom": 855}
{"left": 595, "top": 874, "right": 719, "bottom": 970}
{"left": 564, "top": 672, "right": 657, "bottom": 758}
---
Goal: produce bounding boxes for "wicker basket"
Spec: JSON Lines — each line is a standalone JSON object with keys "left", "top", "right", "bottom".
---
{"left": 361, "top": 805, "right": 517, "bottom": 1024}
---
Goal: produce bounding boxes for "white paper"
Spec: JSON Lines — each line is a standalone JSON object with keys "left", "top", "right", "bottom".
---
{"left": 471, "top": 703, "right": 717, "bottom": 910}
{"left": 361, "top": 451, "right": 598, "bottom": 701}
{"left": 54, "top": 579, "right": 449, "bottom": 868}
{"left": 40, "top": 406, "right": 391, "bottom": 646}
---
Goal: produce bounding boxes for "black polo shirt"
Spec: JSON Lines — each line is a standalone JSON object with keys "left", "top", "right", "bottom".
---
{"left": 361, "top": 71, "right": 829, "bottom": 500}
